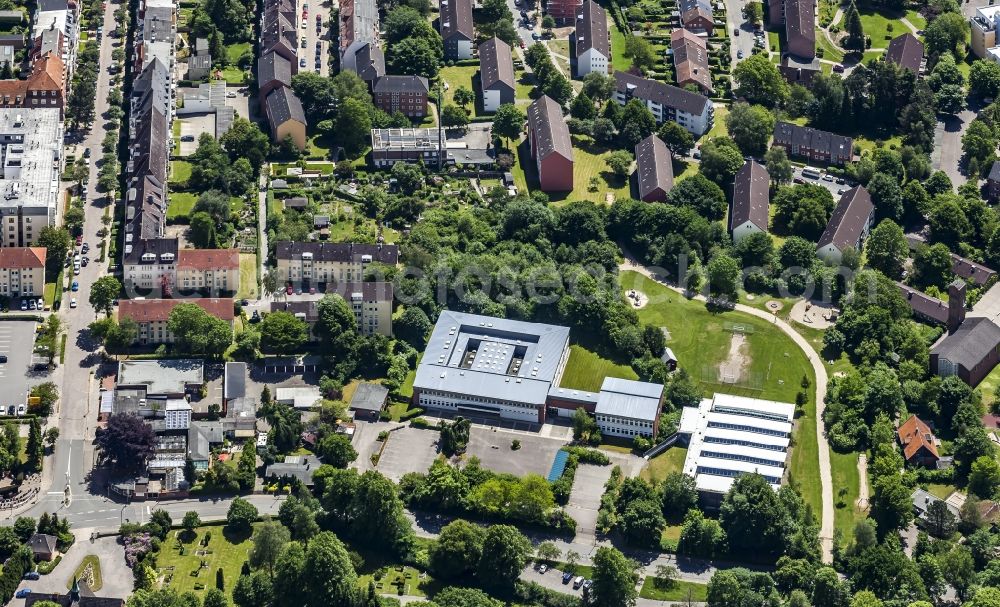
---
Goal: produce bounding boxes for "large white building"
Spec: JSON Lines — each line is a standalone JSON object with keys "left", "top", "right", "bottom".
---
{"left": 678, "top": 393, "right": 794, "bottom": 505}
{"left": 0, "top": 109, "right": 64, "bottom": 248}
{"left": 972, "top": 4, "right": 1000, "bottom": 61}
{"left": 412, "top": 311, "right": 571, "bottom": 423}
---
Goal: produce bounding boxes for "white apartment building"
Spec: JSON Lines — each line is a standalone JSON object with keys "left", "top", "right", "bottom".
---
{"left": 274, "top": 241, "right": 399, "bottom": 287}
{"left": 613, "top": 70, "right": 714, "bottom": 136}
{"left": 0, "top": 109, "right": 64, "bottom": 247}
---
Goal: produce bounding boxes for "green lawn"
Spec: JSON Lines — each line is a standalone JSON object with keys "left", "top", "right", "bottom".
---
{"left": 170, "top": 160, "right": 192, "bottom": 187}
{"left": 225, "top": 42, "right": 250, "bottom": 65}
{"left": 238, "top": 253, "right": 258, "bottom": 300}
{"left": 440, "top": 65, "right": 482, "bottom": 116}
{"left": 358, "top": 566, "right": 430, "bottom": 597}
{"left": 831, "top": 450, "right": 865, "bottom": 545}
{"left": 43, "top": 281, "right": 58, "bottom": 308}
{"left": 219, "top": 67, "right": 246, "bottom": 85}
{"left": 611, "top": 25, "right": 631, "bottom": 72}
{"left": 514, "top": 69, "right": 534, "bottom": 102}
{"left": 927, "top": 483, "right": 954, "bottom": 499}
{"left": 905, "top": 10, "right": 926, "bottom": 30}
{"left": 639, "top": 578, "right": 709, "bottom": 602}
{"left": 167, "top": 192, "right": 198, "bottom": 220}
{"left": 706, "top": 105, "right": 729, "bottom": 140}
{"left": 816, "top": 30, "right": 845, "bottom": 62}
{"left": 978, "top": 363, "right": 1000, "bottom": 409}
{"left": 156, "top": 526, "right": 253, "bottom": 598}
{"left": 859, "top": 10, "right": 905, "bottom": 47}
{"left": 172, "top": 120, "right": 181, "bottom": 138}
{"left": 560, "top": 344, "right": 638, "bottom": 392}
{"left": 640, "top": 447, "right": 688, "bottom": 484}
{"left": 514, "top": 134, "right": 630, "bottom": 204}
{"left": 621, "top": 271, "right": 822, "bottom": 514}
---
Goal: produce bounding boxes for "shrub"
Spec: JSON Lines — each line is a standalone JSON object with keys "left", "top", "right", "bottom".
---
{"left": 560, "top": 446, "right": 611, "bottom": 465}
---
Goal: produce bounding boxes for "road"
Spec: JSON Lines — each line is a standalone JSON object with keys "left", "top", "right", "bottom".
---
{"left": 617, "top": 252, "right": 835, "bottom": 564}
{"left": 723, "top": 0, "right": 756, "bottom": 66}
{"left": 300, "top": 0, "right": 330, "bottom": 76}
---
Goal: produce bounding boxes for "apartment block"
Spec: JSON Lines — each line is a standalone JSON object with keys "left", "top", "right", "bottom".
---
{"left": 274, "top": 241, "right": 400, "bottom": 288}
{"left": 0, "top": 246, "right": 45, "bottom": 297}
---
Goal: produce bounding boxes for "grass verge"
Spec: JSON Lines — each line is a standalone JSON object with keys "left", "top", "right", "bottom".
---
{"left": 70, "top": 555, "right": 102, "bottom": 591}
{"left": 639, "top": 578, "right": 709, "bottom": 601}
{"left": 560, "top": 344, "right": 638, "bottom": 392}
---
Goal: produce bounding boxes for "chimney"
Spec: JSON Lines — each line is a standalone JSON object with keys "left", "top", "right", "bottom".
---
{"left": 948, "top": 279, "right": 966, "bottom": 333}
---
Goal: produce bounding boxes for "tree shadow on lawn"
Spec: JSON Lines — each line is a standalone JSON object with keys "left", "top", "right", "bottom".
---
{"left": 221, "top": 525, "right": 253, "bottom": 545}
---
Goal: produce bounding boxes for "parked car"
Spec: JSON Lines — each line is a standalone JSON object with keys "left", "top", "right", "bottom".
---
{"left": 72, "top": 281, "right": 79, "bottom": 291}
{"left": 822, "top": 174, "right": 834, "bottom": 182}
{"left": 19, "top": 300, "right": 26, "bottom": 311}
{"left": 16, "top": 404, "right": 25, "bottom": 415}
{"left": 73, "top": 265, "right": 80, "bottom": 275}
{"left": 180, "top": 135, "right": 195, "bottom": 142}
{"left": 733, "top": 28, "right": 739, "bottom": 35}
{"left": 28, "top": 300, "right": 36, "bottom": 310}
{"left": 538, "top": 564, "right": 548, "bottom": 574}
{"left": 833, "top": 64, "right": 845, "bottom": 73}
{"left": 83, "top": 147, "right": 91, "bottom": 158}
{"left": 36, "top": 298, "right": 43, "bottom": 309}
{"left": 5, "top": 406, "right": 12, "bottom": 415}
{"left": 562, "top": 572, "right": 573, "bottom": 584}
{"left": 301, "top": 37, "right": 307, "bottom": 48}
{"left": 23, "top": 572, "right": 39, "bottom": 581}
{"left": 300, "top": 57, "right": 307, "bottom": 68}
{"left": 15, "top": 588, "right": 31, "bottom": 598}
{"left": 0, "top": 355, "right": 7, "bottom": 364}
{"left": 737, "top": 49, "right": 744, "bottom": 58}
{"left": 226, "top": 91, "right": 237, "bottom": 98}
{"left": 70, "top": 298, "right": 77, "bottom": 308}
{"left": 573, "top": 576, "right": 584, "bottom": 589}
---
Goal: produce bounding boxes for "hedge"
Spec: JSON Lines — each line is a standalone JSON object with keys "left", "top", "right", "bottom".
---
{"left": 560, "top": 446, "right": 611, "bottom": 465}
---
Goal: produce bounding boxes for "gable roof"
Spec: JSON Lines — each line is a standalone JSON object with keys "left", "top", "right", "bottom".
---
{"left": 897, "top": 415, "right": 939, "bottom": 461}
{"left": 479, "top": 37, "right": 514, "bottom": 93}
{"left": 731, "top": 159, "right": 769, "bottom": 232}
{"left": 951, "top": 253, "right": 996, "bottom": 286}
{"left": 257, "top": 51, "right": 292, "bottom": 90}
{"left": 28, "top": 533, "right": 57, "bottom": 554}
{"left": 527, "top": 95, "right": 573, "bottom": 162}
{"left": 352, "top": 42, "right": 385, "bottom": 81}
{"left": 897, "top": 282, "right": 949, "bottom": 324}
{"left": 784, "top": 0, "right": 816, "bottom": 57}
{"left": 773, "top": 121, "right": 853, "bottom": 159}
{"left": 0, "top": 246, "right": 45, "bottom": 269}
{"left": 886, "top": 33, "right": 923, "bottom": 73}
{"left": 613, "top": 70, "right": 711, "bottom": 115}
{"left": 26, "top": 52, "right": 63, "bottom": 92}
{"left": 177, "top": 248, "right": 240, "bottom": 271}
{"left": 439, "top": 0, "right": 473, "bottom": 41}
{"left": 671, "top": 28, "right": 713, "bottom": 93}
{"left": 817, "top": 185, "right": 873, "bottom": 252}
{"left": 119, "top": 298, "right": 236, "bottom": 323}
{"left": 678, "top": 0, "right": 713, "bottom": 24}
{"left": 931, "top": 316, "right": 1000, "bottom": 372}
{"left": 635, "top": 134, "right": 673, "bottom": 200}
{"left": 265, "top": 86, "right": 306, "bottom": 126}
{"left": 575, "top": 0, "right": 609, "bottom": 59}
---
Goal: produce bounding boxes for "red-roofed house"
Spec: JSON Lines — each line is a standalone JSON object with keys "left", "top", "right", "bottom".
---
{"left": 0, "top": 246, "right": 46, "bottom": 297}
{"left": 176, "top": 249, "right": 240, "bottom": 294}
{"left": 119, "top": 298, "right": 235, "bottom": 345}
{"left": 897, "top": 415, "right": 940, "bottom": 467}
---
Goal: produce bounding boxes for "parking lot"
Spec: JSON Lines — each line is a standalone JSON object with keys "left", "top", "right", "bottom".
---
{"left": 176, "top": 114, "right": 215, "bottom": 155}
{"left": 372, "top": 426, "right": 441, "bottom": 482}
{"left": 794, "top": 166, "right": 854, "bottom": 199}
{"left": 0, "top": 320, "right": 39, "bottom": 409}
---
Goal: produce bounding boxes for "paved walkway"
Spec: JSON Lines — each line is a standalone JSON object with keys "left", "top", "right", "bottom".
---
{"left": 856, "top": 453, "right": 869, "bottom": 510}
{"left": 618, "top": 254, "right": 835, "bottom": 563}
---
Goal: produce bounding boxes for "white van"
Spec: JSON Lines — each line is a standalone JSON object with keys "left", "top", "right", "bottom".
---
{"left": 801, "top": 167, "right": 821, "bottom": 179}
{"left": 572, "top": 576, "right": 584, "bottom": 589}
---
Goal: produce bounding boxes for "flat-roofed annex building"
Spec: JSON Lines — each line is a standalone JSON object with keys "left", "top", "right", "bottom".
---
{"left": 411, "top": 311, "right": 572, "bottom": 423}
{"left": 678, "top": 393, "right": 795, "bottom": 505}
{"left": 593, "top": 377, "right": 664, "bottom": 437}
{"left": 0, "top": 108, "right": 64, "bottom": 247}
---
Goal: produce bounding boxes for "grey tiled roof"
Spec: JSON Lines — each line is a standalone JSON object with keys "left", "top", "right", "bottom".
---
{"left": 931, "top": 317, "right": 1000, "bottom": 372}
{"left": 886, "top": 33, "right": 923, "bottom": 72}
{"left": 635, "top": 134, "right": 673, "bottom": 200}
{"left": 274, "top": 241, "right": 399, "bottom": 264}
{"left": 528, "top": 95, "right": 573, "bottom": 161}
{"left": 731, "top": 159, "right": 769, "bottom": 232}
{"left": 373, "top": 74, "right": 428, "bottom": 93}
{"left": 575, "top": 0, "right": 609, "bottom": 59}
{"left": 439, "top": 0, "right": 473, "bottom": 41}
{"left": 613, "top": 70, "right": 711, "bottom": 115}
{"left": 817, "top": 186, "right": 873, "bottom": 251}
{"left": 479, "top": 37, "right": 514, "bottom": 93}
{"left": 266, "top": 86, "right": 306, "bottom": 125}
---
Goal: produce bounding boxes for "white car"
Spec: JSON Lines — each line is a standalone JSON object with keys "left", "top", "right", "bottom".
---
{"left": 70, "top": 297, "right": 77, "bottom": 308}
{"left": 226, "top": 91, "right": 237, "bottom": 98}
{"left": 16, "top": 404, "right": 25, "bottom": 415}
{"left": 73, "top": 265, "right": 80, "bottom": 275}
{"left": 36, "top": 298, "right": 43, "bottom": 309}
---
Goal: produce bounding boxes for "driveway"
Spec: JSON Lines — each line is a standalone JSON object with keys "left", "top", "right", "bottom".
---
{"left": 16, "top": 535, "right": 131, "bottom": 600}
{"left": 932, "top": 106, "right": 977, "bottom": 188}
{"left": 724, "top": 0, "right": 757, "bottom": 65}
{"left": 564, "top": 464, "right": 613, "bottom": 544}
{"left": 177, "top": 114, "right": 216, "bottom": 155}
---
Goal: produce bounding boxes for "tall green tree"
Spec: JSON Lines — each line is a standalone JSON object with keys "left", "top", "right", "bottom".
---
{"left": 236, "top": 440, "right": 256, "bottom": 491}
{"left": 844, "top": 1, "right": 865, "bottom": 50}
{"left": 476, "top": 524, "right": 531, "bottom": 591}
{"left": 590, "top": 546, "right": 639, "bottom": 607}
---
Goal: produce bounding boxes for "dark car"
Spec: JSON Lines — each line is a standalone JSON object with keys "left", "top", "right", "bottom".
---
{"left": 562, "top": 571, "right": 573, "bottom": 584}
{"left": 15, "top": 589, "right": 31, "bottom": 599}
{"left": 0, "top": 355, "right": 7, "bottom": 364}
{"left": 23, "top": 572, "right": 40, "bottom": 581}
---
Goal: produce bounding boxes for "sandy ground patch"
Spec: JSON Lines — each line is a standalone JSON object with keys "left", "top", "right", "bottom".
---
{"left": 625, "top": 288, "right": 647, "bottom": 309}
{"left": 790, "top": 299, "right": 837, "bottom": 330}
{"left": 718, "top": 332, "right": 749, "bottom": 384}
